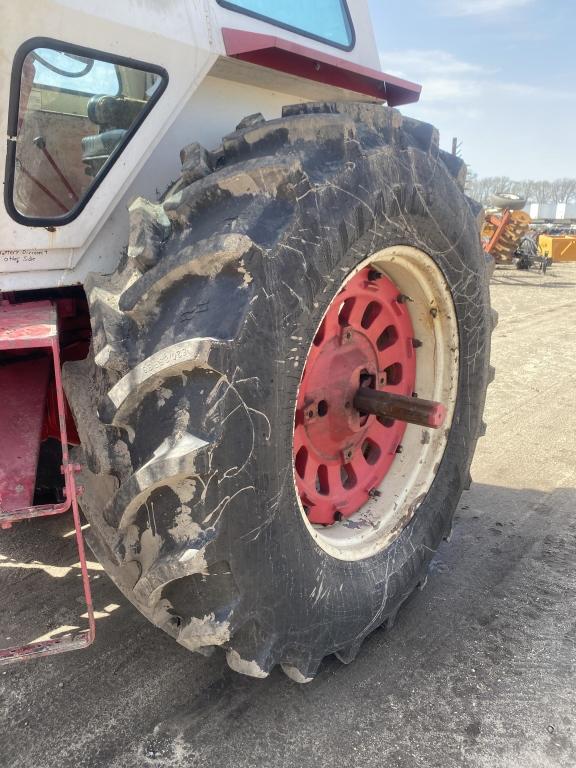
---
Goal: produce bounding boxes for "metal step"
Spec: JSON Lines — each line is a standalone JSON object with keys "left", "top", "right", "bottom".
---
{"left": 0, "top": 357, "right": 51, "bottom": 512}
{"left": 0, "top": 300, "right": 95, "bottom": 664}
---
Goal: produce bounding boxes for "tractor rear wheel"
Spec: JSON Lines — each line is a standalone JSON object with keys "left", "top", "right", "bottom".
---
{"left": 64, "top": 102, "right": 493, "bottom": 681}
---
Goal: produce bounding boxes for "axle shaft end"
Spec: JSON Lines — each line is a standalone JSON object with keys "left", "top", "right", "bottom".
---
{"left": 353, "top": 389, "right": 447, "bottom": 430}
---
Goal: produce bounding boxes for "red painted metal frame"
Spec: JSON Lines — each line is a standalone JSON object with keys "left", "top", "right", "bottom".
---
{"left": 222, "top": 29, "right": 422, "bottom": 107}
{"left": 485, "top": 208, "right": 511, "bottom": 254}
{"left": 0, "top": 300, "right": 95, "bottom": 664}
{"left": 0, "top": 357, "right": 51, "bottom": 511}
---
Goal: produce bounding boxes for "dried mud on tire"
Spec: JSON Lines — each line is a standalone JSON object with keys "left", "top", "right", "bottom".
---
{"left": 64, "top": 102, "right": 492, "bottom": 681}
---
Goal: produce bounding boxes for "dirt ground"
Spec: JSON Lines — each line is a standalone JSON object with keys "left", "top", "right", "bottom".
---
{"left": 1, "top": 262, "right": 575, "bottom": 768}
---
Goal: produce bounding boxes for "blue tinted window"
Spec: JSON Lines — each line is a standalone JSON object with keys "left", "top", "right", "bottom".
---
{"left": 218, "top": 0, "right": 354, "bottom": 49}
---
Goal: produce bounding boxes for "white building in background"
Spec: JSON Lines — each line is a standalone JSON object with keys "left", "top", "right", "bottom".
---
{"left": 527, "top": 202, "right": 576, "bottom": 220}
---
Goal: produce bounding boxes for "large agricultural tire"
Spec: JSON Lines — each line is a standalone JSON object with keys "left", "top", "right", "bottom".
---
{"left": 64, "top": 102, "right": 494, "bottom": 681}
{"left": 490, "top": 192, "right": 527, "bottom": 211}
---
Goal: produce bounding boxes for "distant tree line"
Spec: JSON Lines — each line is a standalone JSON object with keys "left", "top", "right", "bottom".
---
{"left": 465, "top": 173, "right": 576, "bottom": 205}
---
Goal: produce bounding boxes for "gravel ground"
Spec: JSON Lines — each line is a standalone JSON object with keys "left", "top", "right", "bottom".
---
{"left": 1, "top": 262, "right": 575, "bottom": 768}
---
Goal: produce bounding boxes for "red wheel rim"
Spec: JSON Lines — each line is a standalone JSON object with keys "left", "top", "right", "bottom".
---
{"left": 293, "top": 266, "right": 417, "bottom": 525}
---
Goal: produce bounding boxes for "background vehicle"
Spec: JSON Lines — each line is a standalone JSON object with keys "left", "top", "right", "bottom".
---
{"left": 0, "top": 0, "right": 493, "bottom": 680}
{"left": 513, "top": 235, "right": 551, "bottom": 272}
{"left": 482, "top": 192, "right": 532, "bottom": 265}
{"left": 482, "top": 193, "right": 553, "bottom": 272}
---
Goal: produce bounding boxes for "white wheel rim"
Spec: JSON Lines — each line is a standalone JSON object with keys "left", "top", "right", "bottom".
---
{"left": 294, "top": 245, "right": 459, "bottom": 561}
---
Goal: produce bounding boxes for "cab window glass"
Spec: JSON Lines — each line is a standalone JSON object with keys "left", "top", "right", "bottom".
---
{"left": 12, "top": 45, "right": 164, "bottom": 221}
{"left": 218, "top": 0, "right": 354, "bottom": 49}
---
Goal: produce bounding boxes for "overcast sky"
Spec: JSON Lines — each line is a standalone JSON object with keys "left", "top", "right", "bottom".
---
{"left": 370, "top": 0, "right": 574, "bottom": 180}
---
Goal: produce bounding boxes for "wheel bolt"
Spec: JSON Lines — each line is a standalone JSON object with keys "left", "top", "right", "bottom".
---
{"left": 304, "top": 405, "right": 316, "bottom": 421}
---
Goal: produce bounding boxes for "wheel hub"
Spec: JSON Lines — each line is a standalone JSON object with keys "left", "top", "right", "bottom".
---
{"left": 299, "top": 331, "right": 378, "bottom": 460}
{"left": 294, "top": 266, "right": 417, "bottom": 525}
